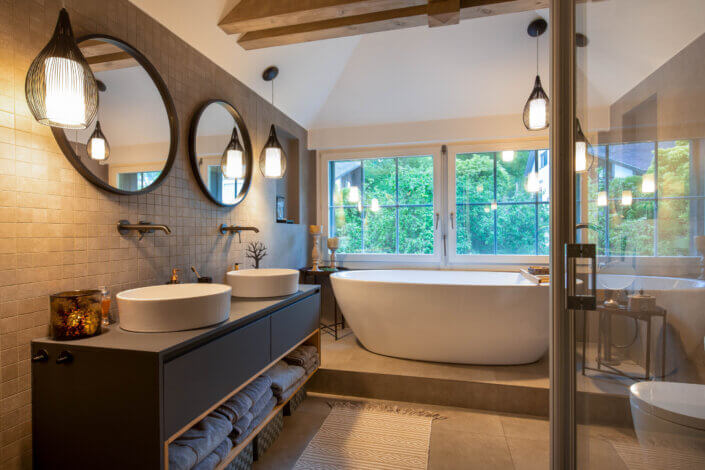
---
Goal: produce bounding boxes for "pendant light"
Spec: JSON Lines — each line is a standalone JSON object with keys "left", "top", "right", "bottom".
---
{"left": 221, "top": 128, "right": 245, "bottom": 179}
{"left": 87, "top": 121, "right": 110, "bottom": 163}
{"left": 641, "top": 174, "right": 655, "bottom": 193}
{"left": 621, "top": 190, "right": 633, "bottom": 206}
{"left": 25, "top": 8, "right": 98, "bottom": 129}
{"left": 523, "top": 19, "right": 549, "bottom": 131}
{"left": 597, "top": 191, "right": 608, "bottom": 207}
{"left": 526, "top": 171, "right": 540, "bottom": 193}
{"left": 259, "top": 66, "right": 287, "bottom": 179}
{"left": 575, "top": 119, "right": 589, "bottom": 173}
{"left": 370, "top": 198, "right": 380, "bottom": 212}
{"left": 501, "top": 150, "right": 515, "bottom": 162}
{"left": 347, "top": 183, "right": 360, "bottom": 204}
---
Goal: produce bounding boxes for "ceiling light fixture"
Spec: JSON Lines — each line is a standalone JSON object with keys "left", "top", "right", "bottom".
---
{"left": 259, "top": 66, "right": 287, "bottom": 179}
{"left": 523, "top": 19, "right": 549, "bottom": 131}
{"left": 25, "top": 8, "right": 98, "bottom": 129}
{"left": 501, "top": 150, "right": 515, "bottom": 162}
{"left": 575, "top": 119, "right": 590, "bottom": 173}
{"left": 221, "top": 127, "right": 245, "bottom": 179}
{"left": 526, "top": 171, "right": 540, "bottom": 193}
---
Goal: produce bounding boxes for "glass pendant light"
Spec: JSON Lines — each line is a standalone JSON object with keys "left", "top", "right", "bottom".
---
{"left": 621, "top": 190, "right": 633, "bottom": 206}
{"left": 526, "top": 171, "right": 540, "bottom": 193}
{"left": 347, "top": 183, "right": 360, "bottom": 204}
{"left": 523, "top": 19, "right": 549, "bottom": 131}
{"left": 575, "top": 119, "right": 589, "bottom": 173}
{"left": 370, "top": 198, "right": 380, "bottom": 212}
{"left": 259, "top": 66, "right": 287, "bottom": 179}
{"left": 501, "top": 150, "right": 515, "bottom": 162}
{"left": 221, "top": 128, "right": 245, "bottom": 179}
{"left": 597, "top": 191, "right": 608, "bottom": 207}
{"left": 641, "top": 173, "right": 655, "bottom": 193}
{"left": 491, "top": 200, "right": 498, "bottom": 211}
{"left": 87, "top": 121, "right": 110, "bottom": 163}
{"left": 25, "top": 9, "right": 98, "bottom": 129}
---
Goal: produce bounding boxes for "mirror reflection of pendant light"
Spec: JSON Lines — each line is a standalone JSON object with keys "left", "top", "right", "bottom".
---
{"left": 641, "top": 174, "right": 655, "bottom": 193}
{"left": 347, "top": 183, "right": 360, "bottom": 204}
{"left": 575, "top": 119, "right": 589, "bottom": 173}
{"left": 370, "top": 198, "right": 380, "bottom": 212}
{"left": 87, "top": 121, "right": 110, "bottom": 163}
{"left": 491, "top": 200, "right": 498, "bottom": 211}
{"left": 221, "top": 128, "right": 245, "bottom": 179}
{"left": 25, "top": 9, "right": 98, "bottom": 129}
{"left": 597, "top": 191, "right": 608, "bottom": 207}
{"left": 259, "top": 66, "right": 287, "bottom": 179}
{"left": 526, "top": 171, "right": 540, "bottom": 193}
{"left": 501, "top": 150, "right": 515, "bottom": 162}
{"left": 621, "top": 190, "right": 633, "bottom": 206}
{"left": 523, "top": 19, "right": 549, "bottom": 131}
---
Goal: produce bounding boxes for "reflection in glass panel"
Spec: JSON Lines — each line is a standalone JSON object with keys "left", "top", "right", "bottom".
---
{"left": 496, "top": 204, "right": 536, "bottom": 255}
{"left": 398, "top": 207, "right": 433, "bottom": 254}
{"left": 398, "top": 156, "right": 433, "bottom": 205}
{"left": 363, "top": 158, "right": 395, "bottom": 205}
{"left": 456, "top": 153, "right": 494, "bottom": 203}
{"left": 538, "top": 203, "right": 550, "bottom": 255}
{"left": 331, "top": 208, "right": 361, "bottom": 253}
{"left": 497, "top": 150, "right": 533, "bottom": 202}
{"left": 456, "top": 204, "right": 493, "bottom": 255}
{"left": 363, "top": 207, "right": 396, "bottom": 253}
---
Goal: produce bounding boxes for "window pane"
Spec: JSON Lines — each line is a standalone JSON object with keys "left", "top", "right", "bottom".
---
{"left": 456, "top": 204, "right": 493, "bottom": 254}
{"left": 658, "top": 140, "right": 690, "bottom": 197}
{"left": 537, "top": 149, "right": 550, "bottom": 202}
{"left": 608, "top": 200, "right": 655, "bottom": 256}
{"left": 398, "top": 155, "right": 433, "bottom": 205}
{"left": 497, "top": 204, "right": 537, "bottom": 255}
{"left": 399, "top": 207, "right": 434, "bottom": 254}
{"left": 497, "top": 150, "right": 533, "bottom": 202}
{"left": 456, "top": 153, "right": 494, "bottom": 203}
{"left": 363, "top": 208, "right": 396, "bottom": 253}
{"left": 332, "top": 208, "right": 362, "bottom": 253}
{"left": 538, "top": 203, "right": 550, "bottom": 255}
{"left": 330, "top": 160, "right": 362, "bottom": 206}
{"left": 363, "top": 158, "right": 395, "bottom": 205}
{"left": 658, "top": 199, "right": 691, "bottom": 256}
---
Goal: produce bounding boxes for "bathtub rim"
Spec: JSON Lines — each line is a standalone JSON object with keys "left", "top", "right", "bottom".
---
{"left": 330, "top": 269, "right": 549, "bottom": 289}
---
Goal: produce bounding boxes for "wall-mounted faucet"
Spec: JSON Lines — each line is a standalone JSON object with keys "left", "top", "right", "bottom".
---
{"left": 117, "top": 220, "right": 172, "bottom": 240}
{"left": 220, "top": 224, "right": 259, "bottom": 242}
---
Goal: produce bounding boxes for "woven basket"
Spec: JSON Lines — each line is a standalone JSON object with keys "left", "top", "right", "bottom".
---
{"left": 284, "top": 385, "right": 307, "bottom": 416}
{"left": 253, "top": 410, "right": 284, "bottom": 461}
{"left": 225, "top": 442, "right": 253, "bottom": 470}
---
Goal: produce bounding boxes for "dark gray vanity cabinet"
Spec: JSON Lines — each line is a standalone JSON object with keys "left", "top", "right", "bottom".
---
{"left": 31, "top": 286, "right": 320, "bottom": 470}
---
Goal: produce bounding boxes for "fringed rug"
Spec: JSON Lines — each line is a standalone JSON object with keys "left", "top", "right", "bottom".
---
{"left": 293, "top": 402, "right": 441, "bottom": 470}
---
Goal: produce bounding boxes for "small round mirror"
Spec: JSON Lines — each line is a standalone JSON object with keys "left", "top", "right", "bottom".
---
{"left": 188, "top": 100, "right": 253, "bottom": 206}
{"left": 52, "top": 35, "right": 178, "bottom": 195}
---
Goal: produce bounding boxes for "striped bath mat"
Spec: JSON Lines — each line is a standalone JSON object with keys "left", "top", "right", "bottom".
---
{"left": 293, "top": 402, "right": 441, "bottom": 470}
{"left": 611, "top": 441, "right": 705, "bottom": 470}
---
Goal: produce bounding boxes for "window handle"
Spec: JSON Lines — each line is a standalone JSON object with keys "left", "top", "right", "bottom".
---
{"left": 435, "top": 213, "right": 440, "bottom": 230}
{"left": 450, "top": 212, "right": 455, "bottom": 229}
{"left": 443, "top": 235, "right": 447, "bottom": 257}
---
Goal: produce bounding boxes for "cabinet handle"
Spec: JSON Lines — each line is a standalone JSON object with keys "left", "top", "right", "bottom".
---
{"left": 32, "top": 350, "right": 49, "bottom": 363}
{"left": 450, "top": 212, "right": 455, "bottom": 229}
{"left": 56, "top": 350, "right": 73, "bottom": 364}
{"left": 435, "top": 213, "right": 440, "bottom": 230}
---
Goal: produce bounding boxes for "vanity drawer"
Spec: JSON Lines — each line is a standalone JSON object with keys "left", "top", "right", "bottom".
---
{"left": 270, "top": 293, "right": 320, "bottom": 359}
{"left": 163, "top": 316, "right": 270, "bottom": 437}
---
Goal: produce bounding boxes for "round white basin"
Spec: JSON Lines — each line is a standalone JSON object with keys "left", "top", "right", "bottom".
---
{"left": 117, "top": 283, "right": 232, "bottom": 332}
{"left": 226, "top": 269, "right": 299, "bottom": 298}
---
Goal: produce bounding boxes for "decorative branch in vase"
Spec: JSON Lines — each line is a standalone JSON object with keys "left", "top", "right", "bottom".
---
{"left": 246, "top": 241, "right": 267, "bottom": 269}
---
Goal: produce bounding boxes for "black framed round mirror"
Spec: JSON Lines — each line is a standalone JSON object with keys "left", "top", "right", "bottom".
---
{"left": 188, "top": 100, "right": 253, "bottom": 207}
{"left": 52, "top": 34, "right": 178, "bottom": 195}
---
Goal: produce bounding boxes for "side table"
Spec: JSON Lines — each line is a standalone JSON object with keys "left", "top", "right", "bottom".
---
{"left": 299, "top": 267, "right": 349, "bottom": 340}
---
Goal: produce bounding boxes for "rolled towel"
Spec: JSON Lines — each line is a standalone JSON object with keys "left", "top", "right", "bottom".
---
{"left": 169, "top": 412, "right": 233, "bottom": 470}
{"left": 231, "top": 411, "right": 253, "bottom": 440}
{"left": 250, "top": 389, "right": 274, "bottom": 418}
{"left": 218, "top": 393, "right": 253, "bottom": 423}
{"left": 283, "top": 345, "right": 317, "bottom": 367}
{"left": 262, "top": 361, "right": 305, "bottom": 396}
{"left": 239, "top": 376, "right": 273, "bottom": 407}
{"left": 192, "top": 438, "right": 232, "bottom": 470}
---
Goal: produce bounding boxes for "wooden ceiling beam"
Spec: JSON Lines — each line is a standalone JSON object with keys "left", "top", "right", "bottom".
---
{"left": 219, "top": 0, "right": 426, "bottom": 34}
{"left": 428, "top": 0, "right": 460, "bottom": 28}
{"left": 236, "top": 0, "right": 550, "bottom": 50}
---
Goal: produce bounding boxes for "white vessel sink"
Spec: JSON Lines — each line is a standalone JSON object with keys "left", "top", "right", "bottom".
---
{"left": 226, "top": 269, "right": 299, "bottom": 298}
{"left": 117, "top": 283, "right": 232, "bottom": 333}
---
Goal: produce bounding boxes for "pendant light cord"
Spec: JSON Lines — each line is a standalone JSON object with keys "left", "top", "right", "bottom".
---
{"left": 536, "top": 36, "right": 539, "bottom": 76}
{"left": 271, "top": 80, "right": 274, "bottom": 107}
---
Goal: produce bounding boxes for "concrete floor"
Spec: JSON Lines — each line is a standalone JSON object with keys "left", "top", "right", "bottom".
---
{"left": 252, "top": 394, "right": 637, "bottom": 470}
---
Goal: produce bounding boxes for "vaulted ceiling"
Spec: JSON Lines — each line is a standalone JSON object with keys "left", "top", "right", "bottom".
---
{"left": 129, "top": 0, "right": 705, "bottom": 134}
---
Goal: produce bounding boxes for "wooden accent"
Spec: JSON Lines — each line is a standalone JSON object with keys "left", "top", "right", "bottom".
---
{"left": 235, "top": 0, "right": 549, "bottom": 49}
{"left": 86, "top": 51, "right": 138, "bottom": 72}
{"left": 219, "top": 0, "right": 426, "bottom": 34}
{"left": 237, "top": 5, "right": 427, "bottom": 50}
{"left": 428, "top": 0, "right": 460, "bottom": 28}
{"left": 163, "top": 328, "right": 321, "bottom": 469}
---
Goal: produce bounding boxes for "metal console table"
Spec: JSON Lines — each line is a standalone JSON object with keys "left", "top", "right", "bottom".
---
{"left": 582, "top": 303, "right": 667, "bottom": 380}
{"left": 299, "top": 267, "right": 349, "bottom": 340}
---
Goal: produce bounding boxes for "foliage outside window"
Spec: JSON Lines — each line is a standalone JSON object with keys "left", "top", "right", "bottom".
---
{"left": 328, "top": 155, "right": 434, "bottom": 254}
{"left": 455, "top": 150, "right": 550, "bottom": 256}
{"left": 583, "top": 140, "right": 703, "bottom": 257}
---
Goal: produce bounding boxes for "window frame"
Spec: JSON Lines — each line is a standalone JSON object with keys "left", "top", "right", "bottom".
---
{"left": 446, "top": 141, "right": 550, "bottom": 266}
{"left": 318, "top": 146, "right": 443, "bottom": 266}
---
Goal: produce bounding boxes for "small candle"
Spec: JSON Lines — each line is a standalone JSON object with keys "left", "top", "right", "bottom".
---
{"left": 327, "top": 237, "right": 340, "bottom": 250}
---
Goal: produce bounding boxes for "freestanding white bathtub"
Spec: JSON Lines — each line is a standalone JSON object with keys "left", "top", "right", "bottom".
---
{"left": 330, "top": 270, "right": 549, "bottom": 365}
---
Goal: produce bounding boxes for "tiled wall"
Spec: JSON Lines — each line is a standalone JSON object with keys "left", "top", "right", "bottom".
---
{"left": 0, "top": 1, "right": 314, "bottom": 467}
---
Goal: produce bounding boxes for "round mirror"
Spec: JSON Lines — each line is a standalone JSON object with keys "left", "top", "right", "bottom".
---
{"left": 188, "top": 100, "right": 253, "bottom": 207}
{"left": 52, "top": 35, "right": 178, "bottom": 195}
